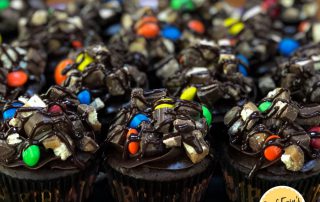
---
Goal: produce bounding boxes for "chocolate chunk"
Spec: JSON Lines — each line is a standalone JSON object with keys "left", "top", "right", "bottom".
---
{"left": 153, "top": 108, "right": 174, "bottom": 133}
{"left": 197, "top": 82, "right": 223, "bottom": 107}
{"left": 174, "top": 119, "right": 195, "bottom": 133}
{"left": 83, "top": 68, "right": 105, "bottom": 88}
{"left": 224, "top": 106, "right": 241, "bottom": 126}
{"left": 0, "top": 140, "right": 15, "bottom": 162}
{"left": 24, "top": 112, "right": 53, "bottom": 140}
{"left": 249, "top": 132, "right": 268, "bottom": 152}
{"left": 106, "top": 70, "right": 127, "bottom": 96}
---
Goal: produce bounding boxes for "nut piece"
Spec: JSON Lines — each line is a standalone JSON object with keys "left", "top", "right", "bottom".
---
{"left": 281, "top": 144, "right": 304, "bottom": 171}
{"left": 78, "top": 136, "right": 99, "bottom": 153}
{"left": 6, "top": 133, "right": 22, "bottom": 145}
{"left": 77, "top": 104, "right": 101, "bottom": 131}
{"left": 249, "top": 133, "right": 268, "bottom": 152}
{"left": 43, "top": 135, "right": 73, "bottom": 161}
{"left": 163, "top": 135, "right": 181, "bottom": 148}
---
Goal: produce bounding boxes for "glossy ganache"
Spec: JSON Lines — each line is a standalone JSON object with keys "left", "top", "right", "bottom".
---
{"left": 0, "top": 86, "right": 100, "bottom": 170}
{"left": 106, "top": 88, "right": 211, "bottom": 170}
{"left": 224, "top": 88, "right": 320, "bottom": 178}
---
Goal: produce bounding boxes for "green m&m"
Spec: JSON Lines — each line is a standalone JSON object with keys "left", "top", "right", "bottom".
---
{"left": 202, "top": 105, "right": 212, "bottom": 125}
{"left": 170, "top": 0, "right": 195, "bottom": 11}
{"left": 258, "top": 101, "right": 272, "bottom": 112}
{"left": 0, "top": 0, "right": 9, "bottom": 11}
{"left": 22, "top": 145, "right": 40, "bottom": 167}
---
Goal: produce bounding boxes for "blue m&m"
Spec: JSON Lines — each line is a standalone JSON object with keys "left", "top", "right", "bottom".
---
{"left": 161, "top": 26, "right": 182, "bottom": 41}
{"left": 3, "top": 102, "right": 23, "bottom": 120}
{"left": 278, "top": 38, "right": 299, "bottom": 57}
{"left": 77, "top": 90, "right": 91, "bottom": 105}
{"left": 129, "top": 114, "right": 150, "bottom": 129}
{"left": 237, "top": 54, "right": 249, "bottom": 77}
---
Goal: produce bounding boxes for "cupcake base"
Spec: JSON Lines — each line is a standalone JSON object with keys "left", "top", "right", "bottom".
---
{"left": 0, "top": 164, "right": 98, "bottom": 202}
{"left": 220, "top": 145, "right": 320, "bottom": 202}
{"left": 105, "top": 155, "right": 214, "bottom": 202}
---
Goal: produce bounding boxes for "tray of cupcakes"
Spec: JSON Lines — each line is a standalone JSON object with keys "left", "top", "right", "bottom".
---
{"left": 0, "top": 0, "right": 319, "bottom": 202}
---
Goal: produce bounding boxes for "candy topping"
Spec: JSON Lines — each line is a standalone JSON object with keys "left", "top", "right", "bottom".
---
{"left": 54, "top": 59, "right": 73, "bottom": 85}
{"left": 180, "top": 86, "right": 197, "bottom": 101}
{"left": 258, "top": 101, "right": 272, "bottom": 112}
{"left": 202, "top": 105, "right": 212, "bottom": 125}
{"left": 129, "top": 114, "right": 150, "bottom": 129}
{"left": 127, "top": 129, "right": 140, "bottom": 155}
{"left": 76, "top": 53, "right": 94, "bottom": 72}
{"left": 22, "top": 145, "right": 40, "bottom": 167}
{"left": 77, "top": 90, "right": 91, "bottom": 105}
{"left": 7, "top": 71, "right": 28, "bottom": 87}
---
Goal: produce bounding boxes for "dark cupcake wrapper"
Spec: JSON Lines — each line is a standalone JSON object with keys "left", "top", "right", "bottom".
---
{"left": 220, "top": 155, "right": 320, "bottom": 202}
{"left": 105, "top": 160, "right": 214, "bottom": 202}
{"left": 0, "top": 164, "right": 98, "bottom": 202}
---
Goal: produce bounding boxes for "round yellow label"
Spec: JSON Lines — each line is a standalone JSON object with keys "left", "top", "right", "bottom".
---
{"left": 260, "top": 186, "right": 305, "bottom": 202}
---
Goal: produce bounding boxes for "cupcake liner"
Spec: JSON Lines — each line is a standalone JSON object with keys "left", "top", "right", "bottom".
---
{"left": 220, "top": 154, "right": 320, "bottom": 202}
{"left": 105, "top": 161, "right": 214, "bottom": 202}
{"left": 0, "top": 165, "right": 98, "bottom": 202}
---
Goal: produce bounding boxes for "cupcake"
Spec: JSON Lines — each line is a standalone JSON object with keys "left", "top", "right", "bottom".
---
{"left": 259, "top": 42, "right": 320, "bottom": 100}
{"left": 55, "top": 44, "right": 148, "bottom": 124}
{"left": 221, "top": 88, "right": 320, "bottom": 201}
{"left": 159, "top": 40, "right": 254, "bottom": 123}
{"left": 0, "top": 43, "right": 46, "bottom": 101}
{"left": 105, "top": 88, "right": 214, "bottom": 202}
{"left": 0, "top": 85, "right": 101, "bottom": 201}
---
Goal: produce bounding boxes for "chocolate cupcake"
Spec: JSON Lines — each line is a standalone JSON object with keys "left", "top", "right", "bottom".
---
{"left": 0, "top": 43, "right": 46, "bottom": 101}
{"left": 16, "top": 7, "right": 101, "bottom": 86}
{"left": 260, "top": 42, "right": 320, "bottom": 101}
{"left": 57, "top": 44, "right": 148, "bottom": 124}
{"left": 158, "top": 40, "right": 254, "bottom": 123}
{"left": 105, "top": 88, "right": 214, "bottom": 202}
{"left": 0, "top": 85, "right": 101, "bottom": 201}
{"left": 221, "top": 88, "right": 320, "bottom": 201}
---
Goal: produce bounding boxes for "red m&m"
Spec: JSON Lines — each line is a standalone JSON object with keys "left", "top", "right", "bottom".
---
{"left": 7, "top": 70, "right": 28, "bottom": 87}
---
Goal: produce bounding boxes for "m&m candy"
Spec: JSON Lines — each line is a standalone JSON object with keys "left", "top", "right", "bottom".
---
{"left": 129, "top": 114, "right": 150, "bottom": 129}
{"left": 22, "top": 145, "right": 40, "bottom": 167}
{"left": 54, "top": 59, "right": 73, "bottom": 85}
{"left": 7, "top": 71, "right": 28, "bottom": 87}
{"left": 127, "top": 128, "right": 140, "bottom": 155}
{"left": 77, "top": 90, "right": 91, "bottom": 105}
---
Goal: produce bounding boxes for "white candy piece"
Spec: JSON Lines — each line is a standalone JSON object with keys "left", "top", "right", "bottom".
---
{"left": 6, "top": 133, "right": 22, "bottom": 145}
{"left": 53, "top": 143, "right": 72, "bottom": 161}
{"left": 9, "top": 118, "right": 22, "bottom": 127}
{"left": 24, "top": 95, "right": 47, "bottom": 108}
{"left": 163, "top": 136, "right": 181, "bottom": 148}
{"left": 90, "top": 98, "right": 105, "bottom": 111}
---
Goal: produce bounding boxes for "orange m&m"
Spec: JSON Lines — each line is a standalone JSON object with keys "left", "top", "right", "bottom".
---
{"left": 188, "top": 20, "right": 205, "bottom": 34}
{"left": 137, "top": 23, "right": 160, "bottom": 38}
{"left": 264, "top": 135, "right": 282, "bottom": 161}
{"left": 54, "top": 59, "right": 74, "bottom": 85}
{"left": 7, "top": 70, "right": 28, "bottom": 87}
{"left": 127, "top": 128, "right": 140, "bottom": 155}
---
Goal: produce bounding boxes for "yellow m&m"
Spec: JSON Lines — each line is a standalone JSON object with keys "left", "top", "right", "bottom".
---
{"left": 76, "top": 53, "right": 94, "bottom": 72}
